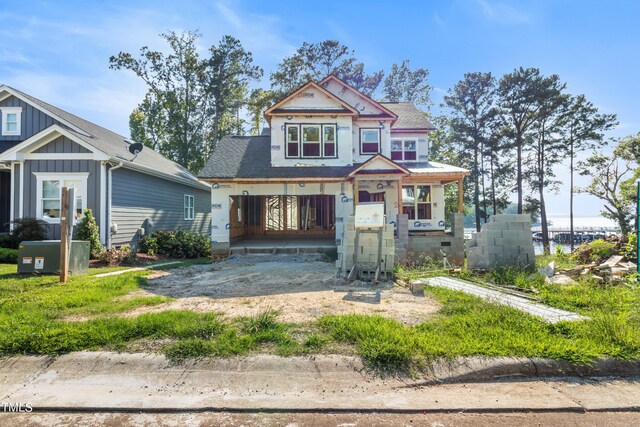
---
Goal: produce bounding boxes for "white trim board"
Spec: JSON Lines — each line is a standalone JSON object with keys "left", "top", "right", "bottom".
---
{"left": 0, "top": 124, "right": 110, "bottom": 161}
{"left": 33, "top": 172, "right": 90, "bottom": 224}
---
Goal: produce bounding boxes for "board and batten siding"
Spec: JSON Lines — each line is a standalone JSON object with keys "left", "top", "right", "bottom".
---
{"left": 110, "top": 167, "right": 210, "bottom": 246}
{"left": 0, "top": 95, "right": 62, "bottom": 143}
{"left": 22, "top": 158, "right": 101, "bottom": 240}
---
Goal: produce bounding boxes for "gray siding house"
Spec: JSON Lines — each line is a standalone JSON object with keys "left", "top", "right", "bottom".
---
{"left": 0, "top": 85, "right": 211, "bottom": 247}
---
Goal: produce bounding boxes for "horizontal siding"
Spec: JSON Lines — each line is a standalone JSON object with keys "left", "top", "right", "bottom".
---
{"left": 0, "top": 95, "right": 60, "bottom": 142}
{"left": 111, "top": 167, "right": 210, "bottom": 246}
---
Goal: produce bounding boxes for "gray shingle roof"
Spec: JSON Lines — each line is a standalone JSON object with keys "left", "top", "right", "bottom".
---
{"left": 4, "top": 86, "right": 202, "bottom": 185}
{"left": 199, "top": 136, "right": 469, "bottom": 180}
{"left": 199, "top": 135, "right": 357, "bottom": 179}
{"left": 380, "top": 102, "right": 433, "bottom": 130}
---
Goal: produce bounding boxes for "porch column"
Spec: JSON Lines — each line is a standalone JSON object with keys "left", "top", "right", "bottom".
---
{"left": 457, "top": 178, "right": 464, "bottom": 214}
{"left": 397, "top": 178, "right": 403, "bottom": 213}
{"left": 354, "top": 180, "right": 359, "bottom": 205}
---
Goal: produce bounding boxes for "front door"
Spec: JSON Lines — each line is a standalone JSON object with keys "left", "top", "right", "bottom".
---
{"left": 0, "top": 171, "right": 10, "bottom": 232}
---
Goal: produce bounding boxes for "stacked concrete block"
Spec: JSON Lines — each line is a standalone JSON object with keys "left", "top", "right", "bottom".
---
{"left": 406, "top": 213, "right": 465, "bottom": 267}
{"left": 466, "top": 214, "right": 535, "bottom": 270}
{"left": 336, "top": 216, "right": 395, "bottom": 275}
{"left": 395, "top": 214, "right": 409, "bottom": 260}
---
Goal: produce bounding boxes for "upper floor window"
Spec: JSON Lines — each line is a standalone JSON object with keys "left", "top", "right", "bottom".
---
{"left": 391, "top": 139, "right": 417, "bottom": 161}
{"left": 285, "top": 123, "right": 337, "bottom": 159}
{"left": 1, "top": 107, "right": 22, "bottom": 136}
{"left": 360, "top": 129, "right": 380, "bottom": 154}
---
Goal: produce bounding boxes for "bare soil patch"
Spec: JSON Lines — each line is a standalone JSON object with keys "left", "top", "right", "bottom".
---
{"left": 119, "top": 254, "right": 440, "bottom": 325}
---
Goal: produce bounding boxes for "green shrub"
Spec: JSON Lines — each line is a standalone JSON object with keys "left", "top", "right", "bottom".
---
{"left": 586, "top": 239, "right": 616, "bottom": 262}
{"left": 139, "top": 236, "right": 157, "bottom": 256}
{"left": 3, "top": 218, "right": 49, "bottom": 249}
{"left": 622, "top": 233, "right": 637, "bottom": 263}
{"left": 97, "top": 245, "right": 135, "bottom": 266}
{"left": 74, "top": 209, "right": 104, "bottom": 259}
{"left": 0, "top": 247, "right": 18, "bottom": 264}
{"left": 140, "top": 230, "right": 211, "bottom": 258}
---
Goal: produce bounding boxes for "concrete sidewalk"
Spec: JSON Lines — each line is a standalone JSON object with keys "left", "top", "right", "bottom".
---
{"left": 421, "top": 276, "right": 588, "bottom": 323}
{"left": 1, "top": 352, "right": 639, "bottom": 413}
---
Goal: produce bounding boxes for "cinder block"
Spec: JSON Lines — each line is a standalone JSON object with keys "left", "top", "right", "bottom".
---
{"left": 507, "top": 222, "right": 525, "bottom": 230}
{"left": 485, "top": 222, "right": 508, "bottom": 230}
{"left": 485, "top": 230, "right": 503, "bottom": 239}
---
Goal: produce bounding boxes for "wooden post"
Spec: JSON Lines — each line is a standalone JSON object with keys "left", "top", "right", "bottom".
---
{"left": 354, "top": 180, "right": 359, "bottom": 205}
{"left": 457, "top": 178, "right": 464, "bottom": 214}
{"left": 397, "top": 179, "right": 403, "bottom": 214}
{"left": 59, "top": 187, "right": 69, "bottom": 283}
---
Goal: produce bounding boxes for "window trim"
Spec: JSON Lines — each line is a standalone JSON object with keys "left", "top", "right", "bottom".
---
{"left": 284, "top": 123, "right": 338, "bottom": 159}
{"left": 401, "top": 184, "right": 432, "bottom": 220}
{"left": 301, "top": 124, "right": 322, "bottom": 158}
{"left": 1, "top": 107, "right": 22, "bottom": 136}
{"left": 359, "top": 128, "right": 381, "bottom": 155}
{"left": 391, "top": 138, "right": 418, "bottom": 162}
{"left": 34, "top": 172, "right": 89, "bottom": 224}
{"left": 184, "top": 194, "right": 195, "bottom": 221}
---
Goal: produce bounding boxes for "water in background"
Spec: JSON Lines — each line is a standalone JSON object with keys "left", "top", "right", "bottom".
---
{"left": 465, "top": 216, "right": 619, "bottom": 256}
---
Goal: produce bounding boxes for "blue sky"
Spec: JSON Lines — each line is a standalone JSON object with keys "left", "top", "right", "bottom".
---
{"left": 1, "top": 0, "right": 638, "bottom": 219}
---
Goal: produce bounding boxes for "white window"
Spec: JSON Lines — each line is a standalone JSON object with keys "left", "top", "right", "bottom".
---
{"left": 2, "top": 107, "right": 22, "bottom": 136}
{"left": 286, "top": 125, "right": 300, "bottom": 158}
{"left": 360, "top": 129, "right": 380, "bottom": 154}
{"left": 391, "top": 139, "right": 417, "bottom": 161}
{"left": 301, "top": 125, "right": 321, "bottom": 157}
{"left": 34, "top": 173, "right": 89, "bottom": 224}
{"left": 322, "top": 125, "right": 336, "bottom": 158}
{"left": 286, "top": 123, "right": 337, "bottom": 159}
{"left": 402, "top": 184, "right": 431, "bottom": 220}
{"left": 184, "top": 194, "right": 195, "bottom": 220}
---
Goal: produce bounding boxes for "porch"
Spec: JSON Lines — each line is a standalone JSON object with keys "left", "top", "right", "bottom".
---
{"left": 229, "top": 235, "right": 336, "bottom": 255}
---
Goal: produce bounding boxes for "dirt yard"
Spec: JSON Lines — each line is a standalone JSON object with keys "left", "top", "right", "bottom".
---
{"left": 119, "top": 254, "right": 440, "bottom": 325}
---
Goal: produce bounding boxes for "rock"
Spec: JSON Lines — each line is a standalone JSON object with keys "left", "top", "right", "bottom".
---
{"left": 540, "top": 261, "right": 555, "bottom": 278}
{"left": 611, "top": 266, "right": 630, "bottom": 277}
{"left": 549, "top": 274, "right": 578, "bottom": 286}
{"left": 603, "top": 255, "right": 624, "bottom": 268}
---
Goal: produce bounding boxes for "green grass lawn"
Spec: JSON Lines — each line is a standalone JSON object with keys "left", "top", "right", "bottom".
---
{"left": 1, "top": 255, "right": 638, "bottom": 372}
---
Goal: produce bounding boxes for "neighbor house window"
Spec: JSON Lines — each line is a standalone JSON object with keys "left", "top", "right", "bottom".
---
{"left": 360, "top": 129, "right": 380, "bottom": 154}
{"left": 402, "top": 184, "right": 431, "bottom": 220}
{"left": 184, "top": 195, "right": 195, "bottom": 220}
{"left": 286, "top": 125, "right": 299, "bottom": 157}
{"left": 391, "top": 139, "right": 417, "bottom": 161}
{"left": 286, "top": 124, "right": 337, "bottom": 159}
{"left": 34, "top": 173, "right": 88, "bottom": 223}
{"left": 1, "top": 107, "right": 22, "bottom": 136}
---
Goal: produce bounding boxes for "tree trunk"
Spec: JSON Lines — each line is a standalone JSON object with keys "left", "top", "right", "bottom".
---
{"left": 480, "top": 141, "right": 487, "bottom": 223}
{"left": 539, "top": 132, "right": 550, "bottom": 255}
{"left": 474, "top": 146, "right": 481, "bottom": 232}
{"left": 516, "top": 134, "right": 523, "bottom": 214}
{"left": 490, "top": 155, "right": 497, "bottom": 215}
{"left": 569, "top": 140, "right": 575, "bottom": 251}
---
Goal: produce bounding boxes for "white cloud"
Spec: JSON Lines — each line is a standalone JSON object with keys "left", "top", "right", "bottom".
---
{"left": 472, "top": 0, "right": 532, "bottom": 25}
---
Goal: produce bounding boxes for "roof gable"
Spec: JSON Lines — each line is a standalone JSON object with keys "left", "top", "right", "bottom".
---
{"left": 348, "top": 154, "right": 410, "bottom": 177}
{"left": 319, "top": 75, "right": 398, "bottom": 122}
{"left": 264, "top": 81, "right": 358, "bottom": 122}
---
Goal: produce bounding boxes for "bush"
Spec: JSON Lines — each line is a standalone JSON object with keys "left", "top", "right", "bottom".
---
{"left": 2, "top": 218, "right": 49, "bottom": 249}
{"left": 0, "top": 247, "right": 18, "bottom": 264}
{"left": 587, "top": 239, "right": 616, "bottom": 262}
{"left": 97, "top": 245, "right": 135, "bottom": 266}
{"left": 622, "top": 233, "right": 637, "bottom": 263}
{"left": 140, "top": 230, "right": 211, "bottom": 258}
{"left": 74, "top": 209, "right": 104, "bottom": 259}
